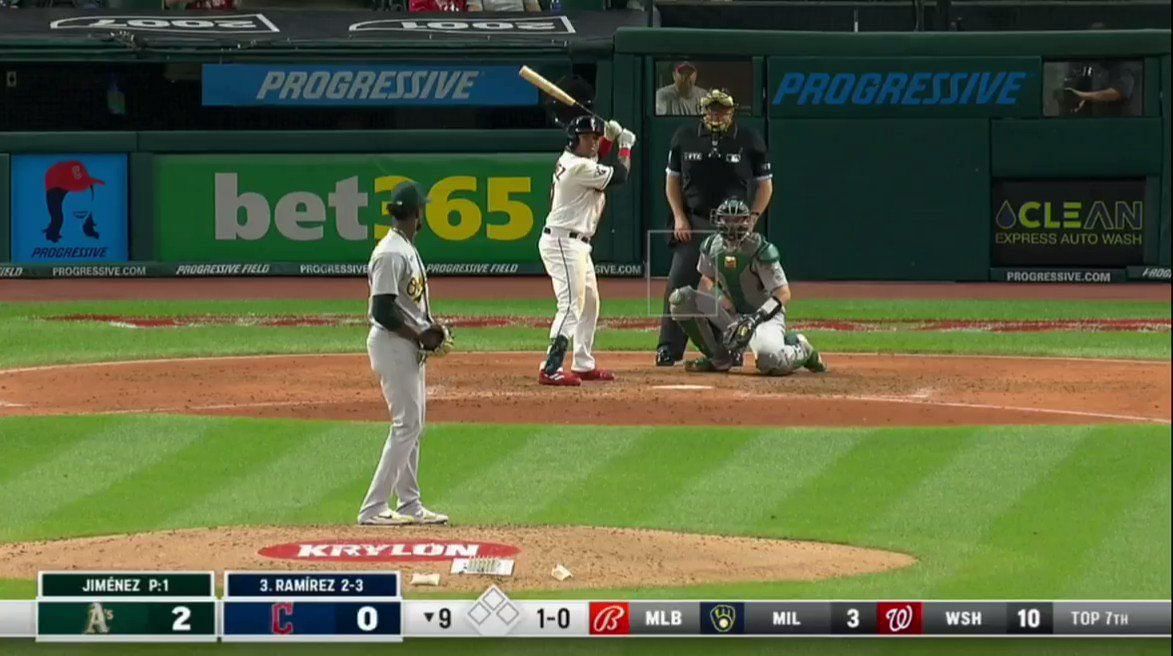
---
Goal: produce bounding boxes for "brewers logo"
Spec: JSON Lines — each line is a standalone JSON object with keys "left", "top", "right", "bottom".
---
{"left": 407, "top": 276, "right": 426, "bottom": 303}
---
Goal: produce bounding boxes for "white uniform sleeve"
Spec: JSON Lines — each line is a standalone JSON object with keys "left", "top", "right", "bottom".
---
{"left": 368, "top": 252, "right": 407, "bottom": 297}
{"left": 697, "top": 249, "right": 717, "bottom": 280}
{"left": 755, "top": 260, "right": 789, "bottom": 293}
{"left": 568, "top": 158, "right": 614, "bottom": 192}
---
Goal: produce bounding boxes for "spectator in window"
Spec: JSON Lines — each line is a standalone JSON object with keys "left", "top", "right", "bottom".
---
{"left": 655, "top": 62, "right": 708, "bottom": 116}
{"left": 466, "top": 0, "right": 541, "bottom": 10}
{"left": 166, "top": 0, "right": 240, "bottom": 9}
{"left": 1064, "top": 60, "right": 1141, "bottom": 117}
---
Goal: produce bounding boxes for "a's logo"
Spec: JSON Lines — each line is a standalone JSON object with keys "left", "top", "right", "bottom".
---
{"left": 83, "top": 602, "right": 113, "bottom": 635}
{"left": 50, "top": 14, "right": 279, "bottom": 34}
{"left": 589, "top": 603, "right": 630, "bottom": 635}
{"left": 878, "top": 602, "right": 923, "bottom": 635}
{"left": 407, "top": 276, "right": 425, "bottom": 303}
{"left": 43, "top": 160, "right": 104, "bottom": 245}
{"left": 259, "top": 540, "right": 519, "bottom": 562}
{"left": 271, "top": 602, "right": 294, "bottom": 635}
{"left": 723, "top": 255, "right": 737, "bottom": 269}
{"left": 709, "top": 604, "right": 737, "bottom": 633}
{"left": 349, "top": 16, "right": 574, "bottom": 35}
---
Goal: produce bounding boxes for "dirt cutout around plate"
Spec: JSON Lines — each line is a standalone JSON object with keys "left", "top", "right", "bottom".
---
{"left": 0, "top": 526, "right": 916, "bottom": 593}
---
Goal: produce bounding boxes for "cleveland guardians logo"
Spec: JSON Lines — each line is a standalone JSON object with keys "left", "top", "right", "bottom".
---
{"left": 43, "top": 161, "right": 104, "bottom": 244}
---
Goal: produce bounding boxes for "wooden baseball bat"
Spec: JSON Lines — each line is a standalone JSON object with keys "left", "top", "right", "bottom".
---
{"left": 518, "top": 66, "right": 601, "bottom": 121}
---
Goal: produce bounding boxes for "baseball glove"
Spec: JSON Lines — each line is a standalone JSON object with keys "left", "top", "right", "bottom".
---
{"left": 722, "top": 315, "right": 757, "bottom": 353}
{"left": 419, "top": 324, "right": 454, "bottom": 357}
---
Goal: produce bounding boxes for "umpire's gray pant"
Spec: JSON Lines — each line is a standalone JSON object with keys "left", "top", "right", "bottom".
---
{"left": 358, "top": 327, "right": 426, "bottom": 522}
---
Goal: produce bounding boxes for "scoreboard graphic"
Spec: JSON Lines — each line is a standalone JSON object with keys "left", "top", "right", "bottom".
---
{"left": 4, "top": 571, "right": 1169, "bottom": 642}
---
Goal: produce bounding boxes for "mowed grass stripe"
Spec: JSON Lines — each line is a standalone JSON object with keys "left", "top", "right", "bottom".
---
{"left": 524, "top": 428, "right": 753, "bottom": 526}
{"left": 606, "top": 429, "right": 866, "bottom": 535}
{"left": 0, "top": 416, "right": 208, "bottom": 540}
{"left": 280, "top": 423, "right": 549, "bottom": 525}
{"left": 0, "top": 417, "right": 118, "bottom": 485}
{"left": 159, "top": 422, "right": 375, "bottom": 529}
{"left": 30, "top": 417, "right": 335, "bottom": 540}
{"left": 873, "top": 427, "right": 1091, "bottom": 595}
{"left": 433, "top": 427, "right": 650, "bottom": 525}
{"left": 760, "top": 427, "right": 980, "bottom": 545}
{"left": 1066, "top": 459, "right": 1172, "bottom": 597}
{"left": 934, "top": 425, "right": 1171, "bottom": 598}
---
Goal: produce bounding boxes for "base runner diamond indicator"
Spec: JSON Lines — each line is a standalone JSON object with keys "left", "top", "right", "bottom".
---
{"left": 466, "top": 586, "right": 520, "bottom": 637}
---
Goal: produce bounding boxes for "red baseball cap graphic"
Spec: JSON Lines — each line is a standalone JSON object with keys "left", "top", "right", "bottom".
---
{"left": 45, "top": 161, "right": 104, "bottom": 193}
{"left": 589, "top": 602, "right": 630, "bottom": 636}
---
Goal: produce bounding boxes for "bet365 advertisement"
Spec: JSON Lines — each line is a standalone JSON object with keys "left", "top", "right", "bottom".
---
{"left": 992, "top": 179, "right": 1145, "bottom": 267}
{"left": 153, "top": 154, "right": 554, "bottom": 265}
{"left": 10, "top": 154, "right": 129, "bottom": 263}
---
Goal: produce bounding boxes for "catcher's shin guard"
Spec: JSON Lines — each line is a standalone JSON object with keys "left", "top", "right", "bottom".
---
{"left": 542, "top": 335, "right": 570, "bottom": 376}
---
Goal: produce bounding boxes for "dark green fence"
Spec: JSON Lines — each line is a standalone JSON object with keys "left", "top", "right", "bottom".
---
{"left": 2, "top": 27, "right": 1169, "bottom": 280}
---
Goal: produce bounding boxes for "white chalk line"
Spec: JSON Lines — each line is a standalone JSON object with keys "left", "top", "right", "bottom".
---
{"left": 23, "top": 390, "right": 1168, "bottom": 426}
{"left": 0, "top": 400, "right": 27, "bottom": 408}
{"left": 743, "top": 391, "right": 1170, "bottom": 425}
{"left": 1, "top": 350, "right": 1168, "bottom": 378}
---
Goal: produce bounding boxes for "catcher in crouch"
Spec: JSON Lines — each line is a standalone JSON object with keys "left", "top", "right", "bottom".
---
{"left": 668, "top": 198, "right": 827, "bottom": 375}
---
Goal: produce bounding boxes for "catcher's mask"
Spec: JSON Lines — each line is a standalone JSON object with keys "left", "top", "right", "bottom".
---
{"left": 713, "top": 198, "right": 753, "bottom": 248}
{"left": 566, "top": 114, "right": 606, "bottom": 152}
{"left": 700, "top": 89, "right": 736, "bottom": 134}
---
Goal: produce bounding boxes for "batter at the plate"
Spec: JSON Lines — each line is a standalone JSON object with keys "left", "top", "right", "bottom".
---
{"left": 537, "top": 114, "right": 636, "bottom": 386}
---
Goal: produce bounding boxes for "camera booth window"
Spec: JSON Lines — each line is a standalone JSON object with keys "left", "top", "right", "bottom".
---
{"left": 1044, "top": 60, "right": 1143, "bottom": 118}
{"left": 653, "top": 60, "right": 754, "bottom": 117}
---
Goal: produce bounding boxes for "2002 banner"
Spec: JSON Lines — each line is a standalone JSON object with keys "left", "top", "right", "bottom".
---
{"left": 154, "top": 154, "right": 555, "bottom": 264}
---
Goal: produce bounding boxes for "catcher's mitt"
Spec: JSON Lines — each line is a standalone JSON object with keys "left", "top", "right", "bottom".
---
{"left": 722, "top": 315, "right": 757, "bottom": 353}
{"left": 419, "top": 324, "right": 454, "bottom": 357}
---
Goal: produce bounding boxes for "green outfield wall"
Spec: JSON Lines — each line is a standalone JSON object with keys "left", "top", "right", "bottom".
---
{"left": 1, "top": 27, "right": 1169, "bottom": 281}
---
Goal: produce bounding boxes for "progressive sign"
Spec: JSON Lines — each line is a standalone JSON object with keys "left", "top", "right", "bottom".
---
{"left": 202, "top": 64, "right": 538, "bottom": 107}
{"left": 769, "top": 57, "right": 1040, "bottom": 117}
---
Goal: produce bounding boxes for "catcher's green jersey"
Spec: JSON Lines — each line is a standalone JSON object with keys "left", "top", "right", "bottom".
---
{"left": 697, "top": 233, "right": 788, "bottom": 314}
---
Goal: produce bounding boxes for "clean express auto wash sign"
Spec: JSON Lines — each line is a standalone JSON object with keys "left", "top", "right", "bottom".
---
{"left": 260, "top": 540, "right": 520, "bottom": 562}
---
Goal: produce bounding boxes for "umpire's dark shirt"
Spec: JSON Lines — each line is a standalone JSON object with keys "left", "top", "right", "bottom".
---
{"left": 666, "top": 121, "right": 772, "bottom": 222}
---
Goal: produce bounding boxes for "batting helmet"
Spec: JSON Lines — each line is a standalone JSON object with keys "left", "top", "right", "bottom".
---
{"left": 565, "top": 115, "right": 606, "bottom": 150}
{"left": 713, "top": 197, "right": 753, "bottom": 247}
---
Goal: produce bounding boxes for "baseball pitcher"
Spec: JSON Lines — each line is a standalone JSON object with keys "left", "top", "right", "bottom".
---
{"left": 668, "top": 198, "right": 827, "bottom": 376}
{"left": 537, "top": 115, "right": 635, "bottom": 386}
{"left": 358, "top": 182, "right": 453, "bottom": 526}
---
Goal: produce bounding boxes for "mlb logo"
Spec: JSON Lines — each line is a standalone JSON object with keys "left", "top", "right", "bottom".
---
{"left": 589, "top": 602, "right": 630, "bottom": 636}
{"left": 877, "top": 602, "right": 923, "bottom": 635}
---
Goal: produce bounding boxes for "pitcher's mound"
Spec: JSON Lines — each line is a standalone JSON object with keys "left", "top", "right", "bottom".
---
{"left": 0, "top": 525, "right": 915, "bottom": 593}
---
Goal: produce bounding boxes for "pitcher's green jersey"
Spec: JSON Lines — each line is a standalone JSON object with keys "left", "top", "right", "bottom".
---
{"left": 697, "top": 233, "right": 788, "bottom": 315}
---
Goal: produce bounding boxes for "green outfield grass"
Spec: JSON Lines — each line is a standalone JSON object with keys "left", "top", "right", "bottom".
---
{"left": 0, "top": 416, "right": 1168, "bottom": 602}
{"left": 0, "top": 293, "right": 1168, "bottom": 655}
{"left": 0, "top": 298, "right": 1169, "bottom": 367}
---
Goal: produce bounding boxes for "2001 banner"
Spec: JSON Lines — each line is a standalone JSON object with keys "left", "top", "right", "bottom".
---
{"left": 154, "top": 154, "right": 555, "bottom": 264}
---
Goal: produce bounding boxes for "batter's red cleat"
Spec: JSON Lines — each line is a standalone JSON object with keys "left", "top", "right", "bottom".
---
{"left": 538, "top": 370, "right": 582, "bottom": 386}
{"left": 574, "top": 369, "right": 616, "bottom": 382}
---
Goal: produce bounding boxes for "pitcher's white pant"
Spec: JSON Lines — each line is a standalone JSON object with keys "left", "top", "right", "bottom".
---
{"left": 539, "top": 232, "right": 599, "bottom": 373}
{"left": 358, "top": 326, "right": 426, "bottom": 522}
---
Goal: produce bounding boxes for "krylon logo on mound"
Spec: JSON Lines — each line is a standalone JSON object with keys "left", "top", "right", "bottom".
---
{"left": 259, "top": 540, "right": 521, "bottom": 562}
{"left": 50, "top": 14, "right": 279, "bottom": 35}
{"left": 349, "top": 16, "right": 574, "bottom": 35}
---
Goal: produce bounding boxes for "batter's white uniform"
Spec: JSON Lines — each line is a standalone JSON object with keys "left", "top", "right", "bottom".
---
{"left": 539, "top": 150, "right": 613, "bottom": 373}
{"left": 358, "top": 228, "right": 433, "bottom": 523}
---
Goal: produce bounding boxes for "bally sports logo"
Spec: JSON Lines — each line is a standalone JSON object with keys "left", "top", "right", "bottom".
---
{"left": 259, "top": 540, "right": 519, "bottom": 562}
